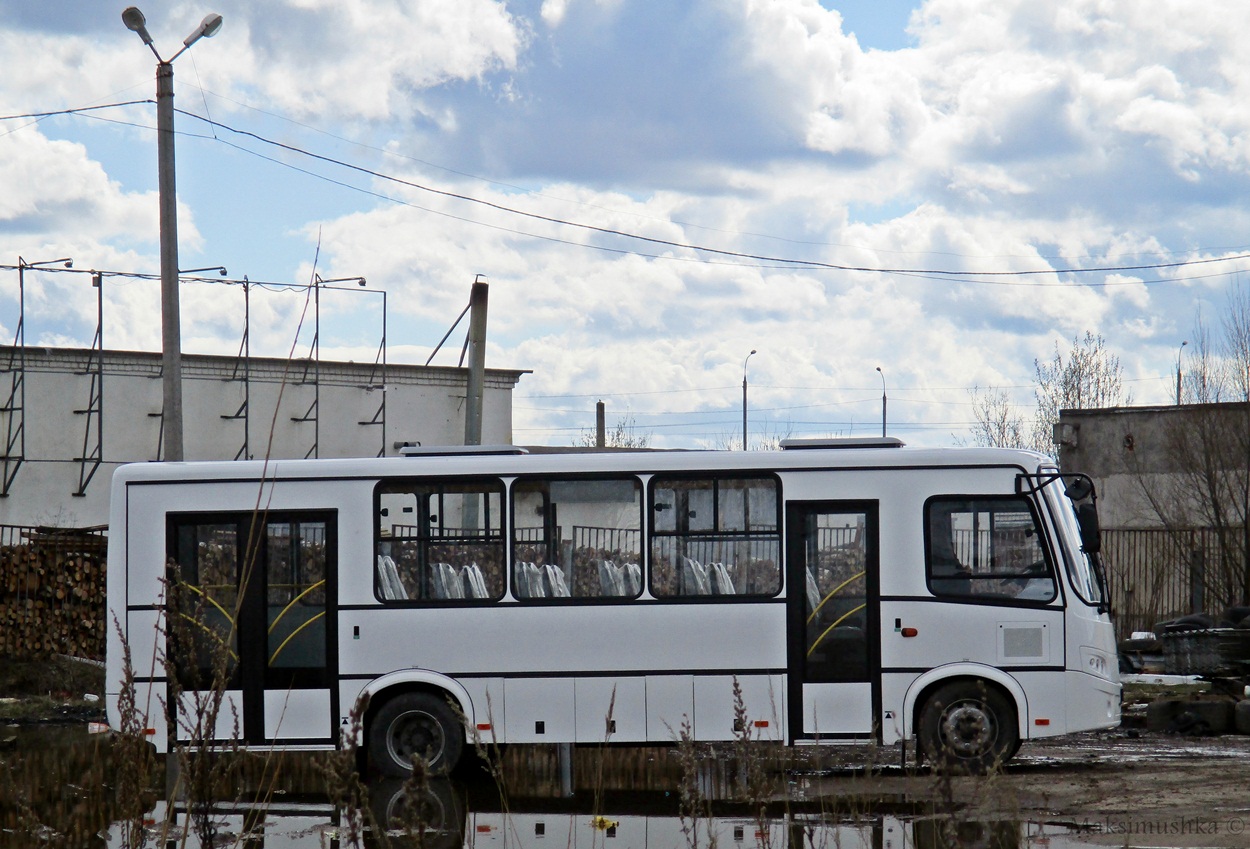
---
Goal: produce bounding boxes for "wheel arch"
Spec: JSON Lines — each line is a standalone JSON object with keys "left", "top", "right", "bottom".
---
{"left": 903, "top": 664, "right": 1027, "bottom": 740}
{"left": 350, "top": 670, "right": 476, "bottom": 747}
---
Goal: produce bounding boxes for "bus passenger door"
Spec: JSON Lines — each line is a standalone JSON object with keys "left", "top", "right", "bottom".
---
{"left": 168, "top": 512, "right": 337, "bottom": 747}
{"left": 257, "top": 515, "right": 337, "bottom": 744}
{"left": 786, "top": 502, "right": 879, "bottom": 741}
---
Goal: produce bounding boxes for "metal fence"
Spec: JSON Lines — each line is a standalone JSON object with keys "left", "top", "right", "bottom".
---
{"left": 1103, "top": 527, "right": 1246, "bottom": 640}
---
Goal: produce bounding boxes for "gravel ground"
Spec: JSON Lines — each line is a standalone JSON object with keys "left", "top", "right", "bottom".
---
{"left": 793, "top": 729, "right": 1250, "bottom": 848}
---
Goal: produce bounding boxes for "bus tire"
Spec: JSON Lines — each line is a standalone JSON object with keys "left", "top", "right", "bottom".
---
{"left": 370, "top": 692, "right": 464, "bottom": 778}
{"left": 918, "top": 681, "right": 1018, "bottom": 774}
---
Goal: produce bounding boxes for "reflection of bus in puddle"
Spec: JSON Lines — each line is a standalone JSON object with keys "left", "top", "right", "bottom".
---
{"left": 110, "top": 780, "right": 1096, "bottom": 848}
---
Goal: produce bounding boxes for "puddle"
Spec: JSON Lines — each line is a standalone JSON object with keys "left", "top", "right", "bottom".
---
{"left": 0, "top": 728, "right": 1231, "bottom": 848}
{"left": 105, "top": 798, "right": 1102, "bottom": 849}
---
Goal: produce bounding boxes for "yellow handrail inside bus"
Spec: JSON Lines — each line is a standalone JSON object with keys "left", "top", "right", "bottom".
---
{"left": 269, "top": 610, "right": 326, "bottom": 665}
{"left": 179, "top": 582, "right": 237, "bottom": 627}
{"left": 806, "top": 603, "right": 867, "bottom": 658}
{"left": 267, "top": 580, "right": 327, "bottom": 635}
{"left": 807, "top": 571, "right": 865, "bottom": 623}
{"left": 173, "top": 613, "right": 240, "bottom": 663}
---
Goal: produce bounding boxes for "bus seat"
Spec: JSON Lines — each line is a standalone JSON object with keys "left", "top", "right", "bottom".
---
{"left": 544, "top": 563, "right": 571, "bottom": 597}
{"left": 438, "top": 563, "right": 465, "bottom": 599}
{"left": 513, "top": 561, "right": 543, "bottom": 598}
{"left": 599, "top": 560, "right": 625, "bottom": 595}
{"left": 376, "top": 555, "right": 408, "bottom": 601}
{"left": 462, "top": 562, "right": 489, "bottom": 598}
{"left": 709, "top": 562, "right": 736, "bottom": 595}
{"left": 623, "top": 562, "right": 642, "bottom": 595}
{"left": 680, "top": 557, "right": 710, "bottom": 595}
{"left": 512, "top": 561, "right": 531, "bottom": 598}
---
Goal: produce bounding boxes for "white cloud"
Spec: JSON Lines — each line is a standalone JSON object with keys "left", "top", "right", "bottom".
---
{"left": 5, "top": 0, "right": 1250, "bottom": 446}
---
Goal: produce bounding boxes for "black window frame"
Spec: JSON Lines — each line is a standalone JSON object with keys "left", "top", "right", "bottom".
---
{"left": 647, "top": 472, "right": 783, "bottom": 599}
{"left": 374, "top": 477, "right": 507, "bottom": 605}
{"left": 510, "top": 474, "right": 645, "bottom": 602}
{"left": 923, "top": 494, "right": 1058, "bottom": 605}
{"left": 165, "top": 510, "right": 337, "bottom": 693}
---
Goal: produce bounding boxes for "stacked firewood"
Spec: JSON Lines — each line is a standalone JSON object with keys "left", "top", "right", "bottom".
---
{"left": 0, "top": 528, "right": 107, "bottom": 661}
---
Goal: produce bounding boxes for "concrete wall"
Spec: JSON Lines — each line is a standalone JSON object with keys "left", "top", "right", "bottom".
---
{"left": 1056, "top": 402, "right": 1250, "bottom": 528}
{"left": 0, "top": 345, "right": 526, "bottom": 527}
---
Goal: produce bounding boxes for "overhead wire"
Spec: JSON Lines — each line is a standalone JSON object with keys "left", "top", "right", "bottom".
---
{"left": 6, "top": 100, "right": 1250, "bottom": 284}
{"left": 174, "top": 108, "right": 1250, "bottom": 279}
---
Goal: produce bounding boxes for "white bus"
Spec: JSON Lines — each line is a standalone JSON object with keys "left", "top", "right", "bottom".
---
{"left": 105, "top": 439, "right": 1120, "bottom": 774}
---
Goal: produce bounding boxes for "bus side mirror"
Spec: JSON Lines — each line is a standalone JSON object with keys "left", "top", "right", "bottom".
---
{"left": 1076, "top": 502, "right": 1101, "bottom": 555}
{"left": 1064, "top": 477, "right": 1094, "bottom": 501}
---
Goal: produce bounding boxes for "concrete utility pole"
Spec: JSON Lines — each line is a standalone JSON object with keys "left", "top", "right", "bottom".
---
{"left": 596, "top": 400, "right": 606, "bottom": 448}
{"left": 463, "top": 276, "right": 489, "bottom": 446}
{"left": 122, "top": 7, "right": 224, "bottom": 461}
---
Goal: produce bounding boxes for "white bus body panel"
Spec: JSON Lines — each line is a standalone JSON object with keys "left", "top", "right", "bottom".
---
{"left": 575, "top": 676, "right": 647, "bottom": 742}
{"left": 801, "top": 682, "right": 872, "bottom": 737}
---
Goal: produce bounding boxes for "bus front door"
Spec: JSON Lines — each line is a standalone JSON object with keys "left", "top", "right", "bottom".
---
{"left": 786, "top": 502, "right": 880, "bottom": 741}
{"left": 168, "top": 512, "right": 337, "bottom": 747}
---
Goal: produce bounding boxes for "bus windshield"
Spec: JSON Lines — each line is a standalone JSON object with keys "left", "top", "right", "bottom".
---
{"left": 1044, "top": 477, "right": 1105, "bottom": 606}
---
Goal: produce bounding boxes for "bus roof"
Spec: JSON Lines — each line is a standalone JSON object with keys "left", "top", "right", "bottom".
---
{"left": 109, "top": 443, "right": 1054, "bottom": 487}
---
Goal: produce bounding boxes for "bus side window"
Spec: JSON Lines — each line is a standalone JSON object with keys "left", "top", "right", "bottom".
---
{"left": 649, "top": 476, "right": 781, "bottom": 598}
{"left": 511, "top": 477, "right": 643, "bottom": 601}
{"left": 375, "top": 480, "right": 505, "bottom": 603}
{"left": 924, "top": 496, "right": 1056, "bottom": 603}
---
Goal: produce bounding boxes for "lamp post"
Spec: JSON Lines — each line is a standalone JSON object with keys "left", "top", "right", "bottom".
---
{"left": 876, "top": 367, "right": 887, "bottom": 437}
{"left": 122, "top": 6, "right": 223, "bottom": 461}
{"left": 1176, "top": 340, "right": 1188, "bottom": 405}
{"left": 742, "top": 349, "right": 757, "bottom": 451}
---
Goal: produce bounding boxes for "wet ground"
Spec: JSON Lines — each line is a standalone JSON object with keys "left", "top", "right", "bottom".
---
{"left": 3, "top": 722, "right": 1249, "bottom": 847}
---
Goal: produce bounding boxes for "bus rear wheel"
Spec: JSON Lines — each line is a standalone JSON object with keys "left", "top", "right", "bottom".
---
{"left": 370, "top": 692, "right": 464, "bottom": 778}
{"left": 918, "top": 681, "right": 1018, "bottom": 774}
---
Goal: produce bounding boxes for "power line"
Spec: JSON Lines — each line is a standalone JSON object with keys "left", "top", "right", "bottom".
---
{"left": 174, "top": 108, "right": 1250, "bottom": 278}
{"left": 9, "top": 100, "right": 1250, "bottom": 284}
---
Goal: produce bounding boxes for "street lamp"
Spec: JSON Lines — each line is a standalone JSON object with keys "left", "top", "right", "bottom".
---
{"left": 742, "top": 349, "right": 757, "bottom": 451}
{"left": 122, "top": 7, "right": 223, "bottom": 461}
{"left": 1176, "top": 340, "right": 1188, "bottom": 405}
{"left": 876, "top": 367, "right": 887, "bottom": 438}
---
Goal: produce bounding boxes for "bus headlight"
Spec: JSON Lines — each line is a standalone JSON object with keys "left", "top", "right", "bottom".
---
{"left": 1080, "top": 646, "right": 1113, "bottom": 680}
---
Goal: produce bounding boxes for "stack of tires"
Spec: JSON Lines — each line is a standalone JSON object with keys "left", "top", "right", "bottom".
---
{"left": 1144, "top": 606, "right": 1250, "bottom": 735}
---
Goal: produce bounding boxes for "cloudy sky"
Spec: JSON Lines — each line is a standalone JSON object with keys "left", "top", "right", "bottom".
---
{"left": 2, "top": 0, "right": 1248, "bottom": 449}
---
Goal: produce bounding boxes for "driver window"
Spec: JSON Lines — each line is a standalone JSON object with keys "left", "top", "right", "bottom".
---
{"left": 925, "top": 497, "right": 1056, "bottom": 603}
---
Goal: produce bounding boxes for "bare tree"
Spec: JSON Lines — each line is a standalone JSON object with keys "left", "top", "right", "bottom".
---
{"left": 1181, "top": 311, "right": 1227, "bottom": 404}
{"left": 1219, "top": 284, "right": 1250, "bottom": 401}
{"left": 576, "top": 415, "right": 652, "bottom": 449}
{"left": 1134, "top": 296, "right": 1250, "bottom": 608}
{"left": 715, "top": 419, "right": 797, "bottom": 451}
{"left": 1031, "top": 331, "right": 1131, "bottom": 454}
{"left": 964, "top": 386, "right": 1030, "bottom": 449}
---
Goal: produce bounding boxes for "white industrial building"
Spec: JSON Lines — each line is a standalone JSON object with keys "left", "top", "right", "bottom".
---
{"left": 0, "top": 345, "right": 526, "bottom": 527}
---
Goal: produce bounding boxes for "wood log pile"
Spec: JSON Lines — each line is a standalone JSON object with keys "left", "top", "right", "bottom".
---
{"left": 0, "top": 526, "right": 107, "bottom": 661}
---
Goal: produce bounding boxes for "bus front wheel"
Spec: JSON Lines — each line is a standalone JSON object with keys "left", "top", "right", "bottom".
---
{"left": 917, "top": 681, "right": 1018, "bottom": 773}
{"left": 370, "top": 692, "right": 465, "bottom": 778}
